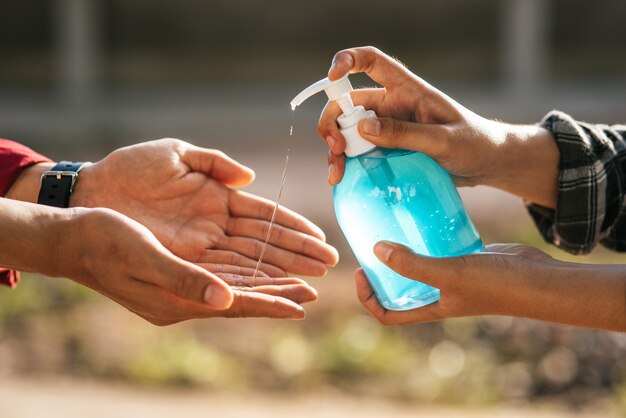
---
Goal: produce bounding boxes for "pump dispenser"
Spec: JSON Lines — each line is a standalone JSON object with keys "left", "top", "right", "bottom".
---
{"left": 291, "top": 75, "right": 377, "bottom": 157}
{"left": 292, "top": 74, "right": 483, "bottom": 311}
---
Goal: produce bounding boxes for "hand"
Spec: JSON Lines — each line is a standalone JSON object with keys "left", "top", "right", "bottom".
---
{"left": 356, "top": 241, "right": 626, "bottom": 331}
{"left": 65, "top": 139, "right": 338, "bottom": 277}
{"left": 57, "top": 207, "right": 316, "bottom": 324}
{"left": 317, "top": 46, "right": 559, "bottom": 208}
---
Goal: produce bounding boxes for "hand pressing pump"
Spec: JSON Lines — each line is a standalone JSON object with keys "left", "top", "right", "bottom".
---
{"left": 292, "top": 74, "right": 483, "bottom": 310}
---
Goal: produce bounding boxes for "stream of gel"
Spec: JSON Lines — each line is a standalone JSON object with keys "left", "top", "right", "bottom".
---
{"left": 251, "top": 129, "right": 291, "bottom": 281}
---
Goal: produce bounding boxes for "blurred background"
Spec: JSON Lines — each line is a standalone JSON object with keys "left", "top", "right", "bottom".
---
{"left": 1, "top": 0, "right": 626, "bottom": 417}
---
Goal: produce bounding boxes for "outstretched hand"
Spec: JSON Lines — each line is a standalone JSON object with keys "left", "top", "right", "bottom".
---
{"left": 71, "top": 138, "right": 339, "bottom": 278}
{"left": 63, "top": 208, "right": 319, "bottom": 324}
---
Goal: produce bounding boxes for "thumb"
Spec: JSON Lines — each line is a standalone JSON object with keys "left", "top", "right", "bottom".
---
{"left": 358, "top": 117, "right": 449, "bottom": 159}
{"left": 184, "top": 147, "right": 255, "bottom": 187}
{"left": 373, "top": 241, "right": 455, "bottom": 289}
{"left": 148, "top": 249, "right": 235, "bottom": 310}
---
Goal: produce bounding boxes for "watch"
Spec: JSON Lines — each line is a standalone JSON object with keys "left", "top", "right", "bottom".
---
{"left": 37, "top": 161, "right": 91, "bottom": 208}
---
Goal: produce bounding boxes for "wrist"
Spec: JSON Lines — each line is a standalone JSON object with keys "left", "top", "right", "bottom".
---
{"left": 52, "top": 206, "right": 98, "bottom": 281}
{"left": 5, "top": 161, "right": 98, "bottom": 208}
{"left": 0, "top": 199, "right": 81, "bottom": 277}
{"left": 68, "top": 162, "right": 97, "bottom": 207}
{"left": 36, "top": 207, "right": 87, "bottom": 278}
{"left": 488, "top": 122, "right": 559, "bottom": 208}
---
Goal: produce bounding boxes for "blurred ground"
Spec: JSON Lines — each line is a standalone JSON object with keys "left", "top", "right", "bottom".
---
{"left": 0, "top": 377, "right": 619, "bottom": 418}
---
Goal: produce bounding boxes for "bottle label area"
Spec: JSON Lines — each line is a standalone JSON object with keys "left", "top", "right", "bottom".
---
{"left": 334, "top": 150, "right": 483, "bottom": 311}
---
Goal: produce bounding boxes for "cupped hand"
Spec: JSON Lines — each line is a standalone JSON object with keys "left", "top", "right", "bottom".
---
{"left": 71, "top": 138, "right": 338, "bottom": 278}
{"left": 61, "top": 207, "right": 317, "bottom": 325}
{"left": 356, "top": 241, "right": 561, "bottom": 326}
{"left": 318, "top": 46, "right": 526, "bottom": 188}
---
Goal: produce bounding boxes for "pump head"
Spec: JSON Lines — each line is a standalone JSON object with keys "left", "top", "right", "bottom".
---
{"left": 290, "top": 75, "right": 356, "bottom": 114}
{"left": 291, "top": 74, "right": 377, "bottom": 157}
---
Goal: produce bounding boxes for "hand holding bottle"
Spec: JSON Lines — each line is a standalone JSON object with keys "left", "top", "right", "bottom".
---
{"left": 317, "top": 46, "right": 560, "bottom": 209}
{"left": 358, "top": 241, "right": 626, "bottom": 332}
{"left": 293, "top": 53, "right": 483, "bottom": 311}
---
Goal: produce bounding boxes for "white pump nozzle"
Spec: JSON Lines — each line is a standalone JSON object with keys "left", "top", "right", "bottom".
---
{"left": 291, "top": 74, "right": 376, "bottom": 157}
{"left": 290, "top": 75, "right": 355, "bottom": 114}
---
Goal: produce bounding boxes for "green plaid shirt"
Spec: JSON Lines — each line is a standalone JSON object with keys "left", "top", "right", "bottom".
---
{"left": 527, "top": 111, "right": 626, "bottom": 254}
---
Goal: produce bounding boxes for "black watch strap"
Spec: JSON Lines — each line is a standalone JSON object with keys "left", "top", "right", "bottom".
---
{"left": 37, "top": 161, "right": 89, "bottom": 208}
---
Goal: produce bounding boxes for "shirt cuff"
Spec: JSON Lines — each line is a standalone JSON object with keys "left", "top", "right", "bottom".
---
{"left": 525, "top": 110, "right": 615, "bottom": 254}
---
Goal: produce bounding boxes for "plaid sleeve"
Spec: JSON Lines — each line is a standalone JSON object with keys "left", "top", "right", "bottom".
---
{"left": 526, "top": 110, "right": 626, "bottom": 254}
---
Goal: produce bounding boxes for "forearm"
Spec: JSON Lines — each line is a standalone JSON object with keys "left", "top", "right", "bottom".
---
{"left": 496, "top": 263, "right": 626, "bottom": 332}
{"left": 0, "top": 198, "right": 72, "bottom": 276}
{"left": 489, "top": 123, "right": 559, "bottom": 209}
{"left": 5, "top": 162, "right": 54, "bottom": 203}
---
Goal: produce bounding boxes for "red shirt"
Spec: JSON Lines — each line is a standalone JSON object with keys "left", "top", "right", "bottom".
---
{"left": 0, "top": 139, "right": 52, "bottom": 287}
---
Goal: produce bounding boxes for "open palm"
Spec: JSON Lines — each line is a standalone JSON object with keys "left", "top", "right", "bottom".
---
{"left": 72, "top": 138, "right": 338, "bottom": 280}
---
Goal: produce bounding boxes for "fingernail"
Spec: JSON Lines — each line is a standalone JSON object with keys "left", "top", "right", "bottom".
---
{"left": 374, "top": 242, "right": 394, "bottom": 262}
{"left": 329, "top": 61, "right": 337, "bottom": 76}
{"left": 329, "top": 162, "right": 336, "bottom": 178}
{"left": 363, "top": 118, "right": 381, "bottom": 136}
{"left": 204, "top": 284, "right": 232, "bottom": 309}
{"left": 326, "top": 135, "right": 336, "bottom": 150}
{"left": 292, "top": 306, "right": 306, "bottom": 320}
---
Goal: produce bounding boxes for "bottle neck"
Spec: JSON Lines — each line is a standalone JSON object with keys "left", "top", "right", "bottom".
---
{"left": 338, "top": 106, "right": 377, "bottom": 157}
{"left": 349, "top": 147, "right": 415, "bottom": 159}
{"left": 336, "top": 95, "right": 355, "bottom": 115}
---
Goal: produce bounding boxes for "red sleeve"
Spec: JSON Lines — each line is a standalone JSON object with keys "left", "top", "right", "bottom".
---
{"left": 0, "top": 139, "right": 51, "bottom": 196}
{"left": 0, "top": 138, "right": 52, "bottom": 288}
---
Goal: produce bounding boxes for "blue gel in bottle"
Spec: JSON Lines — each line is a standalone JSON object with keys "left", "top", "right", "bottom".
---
{"left": 291, "top": 73, "right": 482, "bottom": 311}
{"left": 334, "top": 148, "right": 483, "bottom": 311}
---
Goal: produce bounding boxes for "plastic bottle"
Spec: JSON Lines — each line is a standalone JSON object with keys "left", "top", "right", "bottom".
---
{"left": 291, "top": 75, "right": 482, "bottom": 311}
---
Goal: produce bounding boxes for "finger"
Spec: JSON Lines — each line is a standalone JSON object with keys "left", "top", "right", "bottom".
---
{"left": 329, "top": 46, "right": 416, "bottom": 88}
{"left": 196, "top": 249, "right": 288, "bottom": 277}
{"left": 199, "top": 263, "right": 269, "bottom": 278}
{"left": 226, "top": 290, "right": 306, "bottom": 319}
{"left": 229, "top": 190, "right": 327, "bottom": 241}
{"left": 354, "top": 268, "right": 388, "bottom": 320}
{"left": 318, "top": 99, "right": 346, "bottom": 155}
{"left": 213, "top": 274, "right": 310, "bottom": 288}
{"left": 373, "top": 241, "right": 457, "bottom": 290}
{"left": 317, "top": 88, "right": 385, "bottom": 155}
{"left": 138, "top": 248, "right": 234, "bottom": 309}
{"left": 216, "top": 236, "right": 328, "bottom": 277}
{"left": 328, "top": 151, "right": 346, "bottom": 185}
{"left": 120, "top": 280, "right": 306, "bottom": 322}
{"left": 111, "top": 277, "right": 220, "bottom": 324}
{"left": 184, "top": 146, "right": 255, "bottom": 187}
{"left": 355, "top": 269, "right": 445, "bottom": 325}
{"left": 358, "top": 117, "right": 450, "bottom": 159}
{"left": 226, "top": 217, "right": 338, "bottom": 266}
{"left": 243, "top": 284, "right": 318, "bottom": 304}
